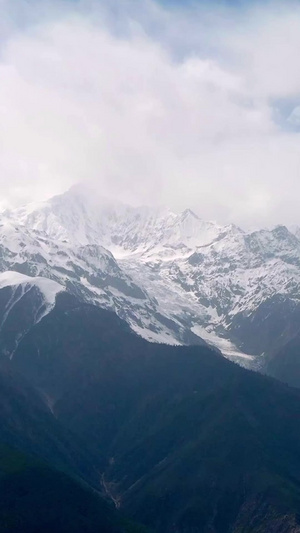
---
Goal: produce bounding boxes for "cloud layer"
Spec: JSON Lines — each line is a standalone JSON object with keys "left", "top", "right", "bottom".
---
{"left": 1, "top": 0, "right": 300, "bottom": 226}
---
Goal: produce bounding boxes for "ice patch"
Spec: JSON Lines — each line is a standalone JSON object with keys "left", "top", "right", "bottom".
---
{"left": 191, "top": 325, "right": 255, "bottom": 361}
{"left": 0, "top": 271, "right": 63, "bottom": 305}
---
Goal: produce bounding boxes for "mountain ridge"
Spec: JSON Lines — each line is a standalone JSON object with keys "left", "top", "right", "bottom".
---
{"left": 1, "top": 185, "right": 300, "bottom": 370}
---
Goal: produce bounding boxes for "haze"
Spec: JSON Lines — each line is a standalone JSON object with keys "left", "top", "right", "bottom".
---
{"left": 1, "top": 0, "right": 300, "bottom": 227}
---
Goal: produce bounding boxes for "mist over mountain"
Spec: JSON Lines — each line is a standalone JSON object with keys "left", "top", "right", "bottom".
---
{"left": 1, "top": 184, "right": 300, "bottom": 372}
{"left": 2, "top": 0, "right": 300, "bottom": 530}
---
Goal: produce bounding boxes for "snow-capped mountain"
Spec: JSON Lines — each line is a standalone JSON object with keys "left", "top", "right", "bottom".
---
{"left": 0, "top": 271, "right": 63, "bottom": 357}
{"left": 1, "top": 184, "right": 300, "bottom": 367}
{"left": 8, "top": 185, "right": 223, "bottom": 257}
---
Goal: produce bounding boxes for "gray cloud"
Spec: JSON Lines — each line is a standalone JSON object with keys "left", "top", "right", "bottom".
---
{"left": 0, "top": 0, "right": 300, "bottom": 227}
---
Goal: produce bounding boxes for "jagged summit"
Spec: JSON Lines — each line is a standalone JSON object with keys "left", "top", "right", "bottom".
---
{"left": 1, "top": 184, "right": 300, "bottom": 365}
{"left": 181, "top": 208, "right": 199, "bottom": 219}
{"left": 4, "top": 185, "right": 222, "bottom": 255}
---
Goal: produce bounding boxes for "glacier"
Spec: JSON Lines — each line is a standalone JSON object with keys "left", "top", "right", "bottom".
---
{"left": 1, "top": 184, "right": 300, "bottom": 366}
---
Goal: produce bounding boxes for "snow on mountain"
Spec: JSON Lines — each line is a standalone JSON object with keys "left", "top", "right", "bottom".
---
{"left": 289, "top": 224, "right": 300, "bottom": 241}
{"left": 5, "top": 185, "right": 223, "bottom": 258}
{"left": 0, "top": 201, "right": 191, "bottom": 349}
{"left": 0, "top": 271, "right": 64, "bottom": 358}
{"left": 119, "top": 222, "right": 300, "bottom": 365}
{"left": 0, "top": 271, "right": 62, "bottom": 305}
{"left": 2, "top": 184, "right": 300, "bottom": 365}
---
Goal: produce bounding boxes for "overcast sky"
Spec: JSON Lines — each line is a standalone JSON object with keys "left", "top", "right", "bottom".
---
{"left": 1, "top": 0, "right": 300, "bottom": 226}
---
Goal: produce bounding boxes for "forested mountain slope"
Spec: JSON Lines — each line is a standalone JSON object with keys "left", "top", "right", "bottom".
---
{"left": 2, "top": 293, "right": 300, "bottom": 532}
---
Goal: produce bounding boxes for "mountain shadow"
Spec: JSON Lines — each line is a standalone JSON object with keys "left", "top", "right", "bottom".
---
{"left": 0, "top": 444, "right": 146, "bottom": 533}
{"left": 3, "top": 292, "right": 300, "bottom": 532}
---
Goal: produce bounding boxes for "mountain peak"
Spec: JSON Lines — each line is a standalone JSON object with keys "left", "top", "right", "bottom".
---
{"left": 181, "top": 208, "right": 199, "bottom": 220}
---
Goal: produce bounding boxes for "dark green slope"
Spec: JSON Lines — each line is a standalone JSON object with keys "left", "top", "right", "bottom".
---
{"left": 7, "top": 293, "right": 300, "bottom": 532}
{"left": 0, "top": 360, "right": 102, "bottom": 488}
{"left": 106, "top": 376, "right": 300, "bottom": 532}
{"left": 0, "top": 445, "right": 145, "bottom": 533}
{"left": 265, "top": 333, "right": 300, "bottom": 389}
{"left": 57, "top": 352, "right": 300, "bottom": 531}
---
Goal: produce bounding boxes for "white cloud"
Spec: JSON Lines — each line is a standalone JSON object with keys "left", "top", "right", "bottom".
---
{"left": 0, "top": 0, "right": 300, "bottom": 226}
{"left": 288, "top": 106, "right": 300, "bottom": 126}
